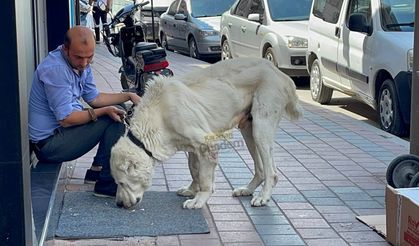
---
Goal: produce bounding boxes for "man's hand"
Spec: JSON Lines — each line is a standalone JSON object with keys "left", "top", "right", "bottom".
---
{"left": 127, "top": 92, "right": 141, "bottom": 105}
{"left": 105, "top": 106, "right": 126, "bottom": 122}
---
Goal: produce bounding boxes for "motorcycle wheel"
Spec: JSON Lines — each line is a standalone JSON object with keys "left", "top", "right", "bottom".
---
{"left": 120, "top": 72, "right": 129, "bottom": 90}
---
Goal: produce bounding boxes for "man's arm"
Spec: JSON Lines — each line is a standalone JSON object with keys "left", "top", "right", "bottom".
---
{"left": 88, "top": 92, "right": 140, "bottom": 108}
{"left": 59, "top": 92, "right": 140, "bottom": 127}
{"left": 59, "top": 106, "right": 125, "bottom": 127}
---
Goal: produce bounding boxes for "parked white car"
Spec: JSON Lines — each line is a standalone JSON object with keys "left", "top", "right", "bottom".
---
{"left": 306, "top": 0, "right": 413, "bottom": 136}
{"left": 220, "top": 0, "right": 313, "bottom": 77}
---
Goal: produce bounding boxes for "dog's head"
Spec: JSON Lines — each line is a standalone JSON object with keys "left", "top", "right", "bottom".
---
{"left": 110, "top": 138, "right": 154, "bottom": 209}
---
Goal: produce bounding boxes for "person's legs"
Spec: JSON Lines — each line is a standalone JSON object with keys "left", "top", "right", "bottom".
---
{"left": 35, "top": 115, "right": 125, "bottom": 191}
{"left": 92, "top": 6, "right": 101, "bottom": 42}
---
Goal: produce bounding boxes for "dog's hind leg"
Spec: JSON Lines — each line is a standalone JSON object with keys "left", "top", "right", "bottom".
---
{"left": 232, "top": 124, "right": 264, "bottom": 197}
{"left": 177, "top": 152, "right": 200, "bottom": 197}
{"left": 249, "top": 95, "right": 283, "bottom": 206}
{"left": 183, "top": 149, "right": 217, "bottom": 209}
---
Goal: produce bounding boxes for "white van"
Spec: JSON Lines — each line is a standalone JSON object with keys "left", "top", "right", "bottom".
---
{"left": 306, "top": 0, "right": 414, "bottom": 136}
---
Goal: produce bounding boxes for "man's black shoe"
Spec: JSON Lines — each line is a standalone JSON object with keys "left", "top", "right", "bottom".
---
{"left": 93, "top": 180, "right": 117, "bottom": 198}
{"left": 84, "top": 169, "right": 101, "bottom": 184}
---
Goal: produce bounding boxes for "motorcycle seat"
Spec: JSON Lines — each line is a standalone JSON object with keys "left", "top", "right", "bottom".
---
{"left": 133, "top": 42, "right": 158, "bottom": 52}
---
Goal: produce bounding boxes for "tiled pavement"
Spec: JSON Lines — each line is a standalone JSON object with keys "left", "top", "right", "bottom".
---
{"left": 45, "top": 44, "right": 410, "bottom": 246}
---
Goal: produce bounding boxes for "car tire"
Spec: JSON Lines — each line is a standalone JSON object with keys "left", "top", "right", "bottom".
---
{"left": 120, "top": 71, "right": 129, "bottom": 90}
{"left": 221, "top": 39, "right": 232, "bottom": 60}
{"left": 378, "top": 79, "right": 408, "bottom": 136}
{"left": 189, "top": 37, "right": 200, "bottom": 59}
{"left": 263, "top": 47, "right": 278, "bottom": 67}
{"left": 160, "top": 32, "right": 169, "bottom": 50}
{"left": 310, "top": 59, "right": 333, "bottom": 104}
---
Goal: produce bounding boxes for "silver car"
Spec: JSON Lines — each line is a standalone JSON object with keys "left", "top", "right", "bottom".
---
{"left": 159, "top": 0, "right": 236, "bottom": 59}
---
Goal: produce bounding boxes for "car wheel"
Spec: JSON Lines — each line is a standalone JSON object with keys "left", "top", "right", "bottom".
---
{"left": 378, "top": 79, "right": 407, "bottom": 136}
{"left": 310, "top": 59, "right": 333, "bottom": 104}
{"left": 263, "top": 47, "right": 277, "bottom": 67}
{"left": 189, "top": 37, "right": 200, "bottom": 59}
{"left": 221, "top": 39, "right": 232, "bottom": 60}
{"left": 160, "top": 32, "right": 169, "bottom": 50}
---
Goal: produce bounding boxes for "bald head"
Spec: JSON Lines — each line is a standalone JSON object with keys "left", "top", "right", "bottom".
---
{"left": 64, "top": 26, "right": 95, "bottom": 49}
{"left": 63, "top": 26, "right": 95, "bottom": 71}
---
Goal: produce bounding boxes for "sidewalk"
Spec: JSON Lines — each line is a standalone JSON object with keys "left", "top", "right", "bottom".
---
{"left": 45, "top": 44, "right": 409, "bottom": 246}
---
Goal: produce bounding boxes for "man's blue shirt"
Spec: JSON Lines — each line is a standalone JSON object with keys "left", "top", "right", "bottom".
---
{"left": 29, "top": 45, "right": 99, "bottom": 141}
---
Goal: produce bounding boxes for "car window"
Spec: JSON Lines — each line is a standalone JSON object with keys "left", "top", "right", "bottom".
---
{"left": 268, "top": 0, "right": 312, "bottom": 21}
{"left": 190, "top": 0, "right": 236, "bottom": 17}
{"left": 178, "top": 0, "right": 188, "bottom": 14}
{"left": 167, "top": 0, "right": 180, "bottom": 16}
{"left": 380, "top": 0, "right": 414, "bottom": 31}
{"left": 346, "top": 0, "right": 372, "bottom": 31}
{"left": 312, "top": 0, "right": 344, "bottom": 24}
{"left": 233, "top": 0, "right": 251, "bottom": 17}
{"left": 249, "top": 0, "right": 264, "bottom": 15}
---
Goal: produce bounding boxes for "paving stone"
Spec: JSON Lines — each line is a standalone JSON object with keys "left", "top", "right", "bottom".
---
{"left": 305, "top": 238, "right": 349, "bottom": 246}
{"left": 278, "top": 202, "right": 314, "bottom": 210}
{"left": 255, "top": 224, "right": 296, "bottom": 235}
{"left": 339, "top": 231, "right": 386, "bottom": 243}
{"left": 344, "top": 200, "right": 383, "bottom": 209}
{"left": 323, "top": 213, "right": 358, "bottom": 223}
{"left": 354, "top": 208, "right": 385, "bottom": 216}
{"left": 349, "top": 242, "right": 391, "bottom": 246}
{"left": 179, "top": 239, "right": 222, "bottom": 246}
{"left": 307, "top": 197, "right": 344, "bottom": 206}
{"left": 337, "top": 192, "right": 373, "bottom": 201}
{"left": 215, "top": 221, "right": 256, "bottom": 232}
{"left": 218, "top": 231, "right": 263, "bottom": 244}
{"left": 330, "top": 186, "right": 364, "bottom": 194}
{"left": 294, "top": 183, "right": 328, "bottom": 190}
{"left": 261, "top": 234, "right": 305, "bottom": 246}
{"left": 283, "top": 209, "right": 322, "bottom": 219}
{"left": 250, "top": 215, "right": 290, "bottom": 225}
{"left": 290, "top": 218, "right": 330, "bottom": 228}
{"left": 212, "top": 212, "right": 250, "bottom": 221}
{"left": 301, "top": 190, "right": 337, "bottom": 198}
{"left": 330, "top": 222, "right": 373, "bottom": 232}
{"left": 273, "top": 194, "right": 307, "bottom": 203}
{"left": 297, "top": 228, "right": 340, "bottom": 239}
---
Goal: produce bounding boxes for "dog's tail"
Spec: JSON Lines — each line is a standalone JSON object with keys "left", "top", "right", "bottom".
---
{"left": 282, "top": 72, "right": 303, "bottom": 121}
{"left": 285, "top": 90, "right": 303, "bottom": 121}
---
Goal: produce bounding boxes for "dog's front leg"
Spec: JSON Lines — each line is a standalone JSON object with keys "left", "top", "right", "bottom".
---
{"left": 183, "top": 148, "right": 217, "bottom": 209}
{"left": 177, "top": 152, "right": 200, "bottom": 197}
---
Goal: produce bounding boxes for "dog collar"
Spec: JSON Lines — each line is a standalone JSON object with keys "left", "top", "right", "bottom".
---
{"left": 127, "top": 130, "right": 154, "bottom": 158}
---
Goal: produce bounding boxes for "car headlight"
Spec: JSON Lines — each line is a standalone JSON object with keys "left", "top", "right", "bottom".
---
{"left": 199, "top": 30, "right": 219, "bottom": 37}
{"left": 408, "top": 49, "right": 413, "bottom": 71}
{"left": 286, "top": 36, "right": 308, "bottom": 48}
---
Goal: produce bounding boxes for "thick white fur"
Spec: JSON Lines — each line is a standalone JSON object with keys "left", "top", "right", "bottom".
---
{"left": 110, "top": 57, "right": 303, "bottom": 209}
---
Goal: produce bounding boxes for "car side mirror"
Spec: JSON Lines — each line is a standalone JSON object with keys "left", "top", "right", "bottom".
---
{"left": 248, "top": 13, "right": 261, "bottom": 23}
{"left": 174, "top": 13, "right": 187, "bottom": 21}
{"left": 348, "top": 13, "right": 372, "bottom": 35}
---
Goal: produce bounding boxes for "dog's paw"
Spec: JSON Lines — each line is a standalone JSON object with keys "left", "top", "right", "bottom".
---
{"left": 250, "top": 195, "right": 270, "bottom": 207}
{"left": 177, "top": 186, "right": 196, "bottom": 197}
{"left": 183, "top": 198, "right": 205, "bottom": 209}
{"left": 232, "top": 187, "right": 253, "bottom": 197}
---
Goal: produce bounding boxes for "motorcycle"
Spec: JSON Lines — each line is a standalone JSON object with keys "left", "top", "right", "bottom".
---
{"left": 101, "top": 0, "right": 173, "bottom": 96}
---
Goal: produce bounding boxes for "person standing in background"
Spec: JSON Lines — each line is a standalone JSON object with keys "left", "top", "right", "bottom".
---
{"left": 79, "top": 0, "right": 92, "bottom": 27}
{"left": 89, "top": 0, "right": 112, "bottom": 43}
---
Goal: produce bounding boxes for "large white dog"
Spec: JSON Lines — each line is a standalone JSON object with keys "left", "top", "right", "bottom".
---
{"left": 110, "top": 57, "right": 303, "bottom": 209}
